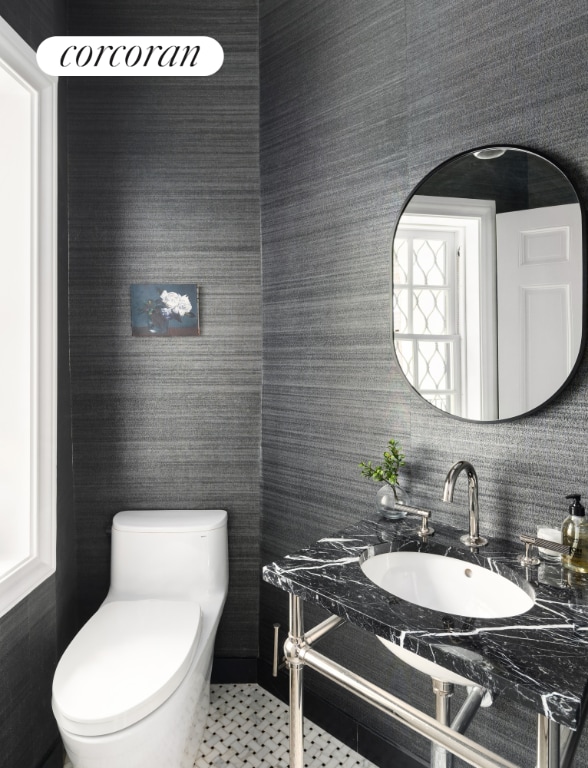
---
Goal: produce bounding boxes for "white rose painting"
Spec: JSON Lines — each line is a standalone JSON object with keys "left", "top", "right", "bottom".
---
{"left": 131, "top": 284, "right": 200, "bottom": 337}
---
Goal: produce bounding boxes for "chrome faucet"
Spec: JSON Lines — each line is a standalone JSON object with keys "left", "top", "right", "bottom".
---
{"left": 442, "top": 461, "right": 488, "bottom": 548}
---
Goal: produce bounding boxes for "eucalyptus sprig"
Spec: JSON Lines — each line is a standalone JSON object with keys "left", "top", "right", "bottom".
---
{"left": 359, "top": 439, "right": 405, "bottom": 499}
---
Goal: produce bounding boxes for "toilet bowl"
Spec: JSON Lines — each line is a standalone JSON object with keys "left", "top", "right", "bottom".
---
{"left": 52, "top": 509, "right": 228, "bottom": 768}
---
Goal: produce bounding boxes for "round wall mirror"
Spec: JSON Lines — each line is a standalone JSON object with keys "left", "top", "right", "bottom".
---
{"left": 392, "top": 146, "right": 585, "bottom": 421}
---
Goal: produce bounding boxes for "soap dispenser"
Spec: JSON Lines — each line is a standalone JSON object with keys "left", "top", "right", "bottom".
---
{"left": 562, "top": 494, "right": 588, "bottom": 573}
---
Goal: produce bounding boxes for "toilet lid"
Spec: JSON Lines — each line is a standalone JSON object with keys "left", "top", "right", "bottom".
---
{"left": 113, "top": 508, "right": 227, "bottom": 532}
{"left": 52, "top": 599, "right": 201, "bottom": 736}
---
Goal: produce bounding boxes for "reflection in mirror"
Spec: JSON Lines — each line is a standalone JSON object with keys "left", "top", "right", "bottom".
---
{"left": 393, "top": 147, "right": 584, "bottom": 421}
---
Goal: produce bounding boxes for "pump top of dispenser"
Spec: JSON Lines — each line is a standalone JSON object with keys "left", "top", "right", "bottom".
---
{"left": 566, "top": 494, "right": 585, "bottom": 516}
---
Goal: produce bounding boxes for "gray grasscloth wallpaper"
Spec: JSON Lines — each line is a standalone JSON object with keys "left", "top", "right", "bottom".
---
{"left": 67, "top": 0, "right": 261, "bottom": 656}
{"left": 3, "top": 1, "right": 588, "bottom": 767}
{"left": 0, "top": 2, "right": 73, "bottom": 768}
{"left": 259, "top": 0, "right": 588, "bottom": 766}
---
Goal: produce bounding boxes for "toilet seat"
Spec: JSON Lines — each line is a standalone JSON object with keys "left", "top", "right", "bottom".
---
{"left": 52, "top": 599, "right": 201, "bottom": 737}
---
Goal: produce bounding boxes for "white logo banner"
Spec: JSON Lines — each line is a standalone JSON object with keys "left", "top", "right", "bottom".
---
{"left": 37, "top": 36, "right": 224, "bottom": 76}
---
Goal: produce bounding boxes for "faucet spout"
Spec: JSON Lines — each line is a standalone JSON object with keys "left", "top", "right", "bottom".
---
{"left": 442, "top": 461, "right": 488, "bottom": 548}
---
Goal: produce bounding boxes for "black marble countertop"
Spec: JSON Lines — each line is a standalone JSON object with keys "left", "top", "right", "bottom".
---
{"left": 262, "top": 516, "right": 588, "bottom": 729}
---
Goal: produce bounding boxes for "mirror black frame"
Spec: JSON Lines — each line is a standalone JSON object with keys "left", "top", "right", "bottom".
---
{"left": 391, "top": 145, "right": 587, "bottom": 423}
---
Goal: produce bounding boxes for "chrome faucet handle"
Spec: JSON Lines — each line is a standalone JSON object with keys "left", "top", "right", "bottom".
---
{"left": 519, "top": 534, "right": 570, "bottom": 566}
{"left": 399, "top": 504, "right": 435, "bottom": 538}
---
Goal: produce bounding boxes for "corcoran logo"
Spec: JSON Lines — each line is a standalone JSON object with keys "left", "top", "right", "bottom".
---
{"left": 36, "top": 36, "right": 224, "bottom": 76}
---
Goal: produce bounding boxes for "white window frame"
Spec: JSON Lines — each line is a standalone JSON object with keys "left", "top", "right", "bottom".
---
{"left": 398, "top": 196, "right": 497, "bottom": 420}
{"left": 393, "top": 226, "right": 461, "bottom": 414}
{"left": 0, "top": 15, "right": 57, "bottom": 617}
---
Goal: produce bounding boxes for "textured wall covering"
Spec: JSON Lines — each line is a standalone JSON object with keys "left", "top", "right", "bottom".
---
{"left": 259, "top": 0, "right": 588, "bottom": 765}
{"left": 0, "top": 3, "right": 72, "bottom": 768}
{"left": 67, "top": 0, "right": 261, "bottom": 657}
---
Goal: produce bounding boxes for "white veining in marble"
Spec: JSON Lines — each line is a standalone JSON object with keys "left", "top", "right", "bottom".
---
{"left": 263, "top": 516, "right": 588, "bottom": 729}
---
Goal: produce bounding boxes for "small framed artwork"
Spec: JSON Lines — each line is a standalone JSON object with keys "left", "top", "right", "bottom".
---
{"left": 130, "top": 284, "right": 200, "bottom": 337}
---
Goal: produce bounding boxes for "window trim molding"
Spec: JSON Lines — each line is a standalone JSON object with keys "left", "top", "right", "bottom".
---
{"left": 0, "top": 15, "right": 57, "bottom": 617}
{"left": 399, "top": 195, "right": 498, "bottom": 420}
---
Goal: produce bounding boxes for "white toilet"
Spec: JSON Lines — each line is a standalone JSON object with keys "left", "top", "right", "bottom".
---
{"left": 52, "top": 509, "right": 228, "bottom": 768}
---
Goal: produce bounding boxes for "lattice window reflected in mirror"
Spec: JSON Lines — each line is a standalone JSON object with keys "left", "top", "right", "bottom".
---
{"left": 394, "top": 338, "right": 415, "bottom": 385}
{"left": 412, "top": 238, "right": 447, "bottom": 285}
{"left": 393, "top": 228, "right": 460, "bottom": 415}
{"left": 393, "top": 238, "right": 409, "bottom": 284}
{"left": 413, "top": 289, "right": 448, "bottom": 334}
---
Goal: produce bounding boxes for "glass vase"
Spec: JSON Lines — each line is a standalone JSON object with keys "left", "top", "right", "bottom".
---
{"left": 376, "top": 484, "right": 407, "bottom": 520}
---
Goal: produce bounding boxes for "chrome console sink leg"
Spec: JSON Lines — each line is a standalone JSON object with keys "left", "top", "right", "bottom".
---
{"left": 282, "top": 592, "right": 523, "bottom": 768}
{"left": 431, "top": 679, "right": 455, "bottom": 768}
{"left": 287, "top": 595, "right": 305, "bottom": 768}
{"left": 537, "top": 714, "right": 560, "bottom": 768}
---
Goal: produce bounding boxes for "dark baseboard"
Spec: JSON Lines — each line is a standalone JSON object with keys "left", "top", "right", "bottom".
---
{"left": 212, "top": 656, "right": 258, "bottom": 683}
{"left": 257, "top": 659, "right": 425, "bottom": 768}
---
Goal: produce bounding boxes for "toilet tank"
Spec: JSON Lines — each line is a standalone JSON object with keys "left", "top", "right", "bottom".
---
{"left": 108, "top": 510, "right": 228, "bottom": 601}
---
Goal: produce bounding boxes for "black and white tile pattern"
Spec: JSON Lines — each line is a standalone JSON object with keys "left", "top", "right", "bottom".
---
{"left": 196, "top": 684, "right": 377, "bottom": 768}
{"left": 63, "top": 684, "right": 377, "bottom": 768}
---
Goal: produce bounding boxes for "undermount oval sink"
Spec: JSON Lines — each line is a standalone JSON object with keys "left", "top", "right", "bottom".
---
{"left": 360, "top": 550, "right": 535, "bottom": 686}
{"left": 360, "top": 551, "right": 534, "bottom": 619}
{"left": 376, "top": 638, "right": 485, "bottom": 687}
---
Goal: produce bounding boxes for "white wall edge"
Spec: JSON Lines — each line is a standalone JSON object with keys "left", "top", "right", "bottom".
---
{"left": 0, "top": 13, "right": 58, "bottom": 619}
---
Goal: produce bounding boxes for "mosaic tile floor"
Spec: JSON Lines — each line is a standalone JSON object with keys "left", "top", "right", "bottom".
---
{"left": 64, "top": 683, "right": 378, "bottom": 768}
{"left": 196, "top": 684, "right": 378, "bottom": 768}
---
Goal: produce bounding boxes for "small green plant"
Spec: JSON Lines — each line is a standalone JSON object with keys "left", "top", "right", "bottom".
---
{"left": 359, "top": 439, "right": 405, "bottom": 500}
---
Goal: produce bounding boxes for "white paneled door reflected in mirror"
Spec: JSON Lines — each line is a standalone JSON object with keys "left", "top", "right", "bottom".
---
{"left": 392, "top": 146, "right": 585, "bottom": 422}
